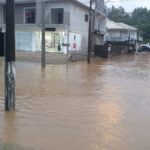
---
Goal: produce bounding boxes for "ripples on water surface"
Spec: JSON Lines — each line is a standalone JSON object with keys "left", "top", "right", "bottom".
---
{"left": 0, "top": 55, "right": 150, "bottom": 150}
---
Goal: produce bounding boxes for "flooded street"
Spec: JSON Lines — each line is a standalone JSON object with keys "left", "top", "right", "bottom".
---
{"left": 0, "top": 54, "right": 150, "bottom": 150}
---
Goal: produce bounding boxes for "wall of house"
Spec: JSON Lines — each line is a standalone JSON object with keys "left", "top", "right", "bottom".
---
{"left": 130, "top": 31, "right": 137, "bottom": 40}
{"left": 45, "top": 1, "right": 70, "bottom": 25}
{"left": 110, "top": 30, "right": 121, "bottom": 38}
{"left": 106, "top": 30, "right": 138, "bottom": 42}
{"left": 15, "top": 3, "right": 36, "bottom": 24}
{"left": 0, "top": 1, "right": 105, "bottom": 55}
{"left": 92, "top": 13, "right": 106, "bottom": 49}
{"left": 0, "top": 3, "right": 36, "bottom": 24}
{"left": 95, "top": 13, "right": 106, "bottom": 33}
{"left": 106, "top": 30, "right": 127, "bottom": 41}
{"left": 36, "top": 1, "right": 70, "bottom": 25}
{"left": 69, "top": 3, "right": 89, "bottom": 54}
{"left": 0, "top": 5, "right": 4, "bottom": 24}
{"left": 42, "top": 1, "right": 89, "bottom": 54}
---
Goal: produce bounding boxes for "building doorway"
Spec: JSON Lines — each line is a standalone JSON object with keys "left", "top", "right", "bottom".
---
{"left": 45, "top": 31, "right": 63, "bottom": 53}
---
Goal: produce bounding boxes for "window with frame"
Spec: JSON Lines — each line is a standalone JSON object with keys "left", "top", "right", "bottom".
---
{"left": 85, "top": 14, "right": 89, "bottom": 22}
{"left": 25, "top": 8, "right": 36, "bottom": 24}
{"left": 51, "top": 8, "right": 64, "bottom": 24}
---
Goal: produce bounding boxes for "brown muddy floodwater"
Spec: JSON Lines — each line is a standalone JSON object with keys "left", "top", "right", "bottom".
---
{"left": 0, "top": 54, "right": 150, "bottom": 150}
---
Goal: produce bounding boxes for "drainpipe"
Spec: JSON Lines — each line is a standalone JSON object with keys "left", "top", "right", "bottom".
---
{"left": 5, "top": 0, "right": 16, "bottom": 111}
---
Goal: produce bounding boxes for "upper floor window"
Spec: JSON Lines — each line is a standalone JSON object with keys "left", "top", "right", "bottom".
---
{"left": 51, "top": 8, "right": 64, "bottom": 24}
{"left": 25, "top": 8, "right": 36, "bottom": 24}
{"left": 85, "top": 14, "right": 89, "bottom": 22}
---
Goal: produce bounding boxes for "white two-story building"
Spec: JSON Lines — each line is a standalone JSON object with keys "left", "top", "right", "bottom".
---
{"left": 105, "top": 19, "right": 143, "bottom": 44}
{"left": 0, "top": 0, "right": 106, "bottom": 57}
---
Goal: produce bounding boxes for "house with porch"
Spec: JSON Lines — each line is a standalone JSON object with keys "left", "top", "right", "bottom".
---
{"left": 0, "top": 0, "right": 106, "bottom": 60}
{"left": 104, "top": 19, "right": 143, "bottom": 55}
{"left": 105, "top": 19, "right": 143, "bottom": 44}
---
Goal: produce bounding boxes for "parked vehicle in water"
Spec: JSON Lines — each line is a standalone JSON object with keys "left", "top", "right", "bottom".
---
{"left": 138, "top": 44, "right": 150, "bottom": 53}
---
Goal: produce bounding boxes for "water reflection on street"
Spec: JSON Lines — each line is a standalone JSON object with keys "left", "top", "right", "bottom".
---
{"left": 0, "top": 54, "right": 150, "bottom": 150}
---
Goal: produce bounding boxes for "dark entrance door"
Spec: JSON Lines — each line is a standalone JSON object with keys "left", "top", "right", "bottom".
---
{"left": 0, "top": 32, "right": 4, "bottom": 57}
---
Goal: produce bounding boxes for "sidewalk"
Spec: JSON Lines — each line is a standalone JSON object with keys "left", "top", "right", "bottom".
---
{"left": 16, "top": 51, "right": 67, "bottom": 64}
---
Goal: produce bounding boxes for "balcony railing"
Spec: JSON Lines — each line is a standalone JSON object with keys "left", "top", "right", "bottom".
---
{"left": 106, "top": 36, "right": 137, "bottom": 42}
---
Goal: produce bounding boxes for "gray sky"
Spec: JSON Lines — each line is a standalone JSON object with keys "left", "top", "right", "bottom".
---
{"left": 107, "top": 0, "right": 150, "bottom": 12}
{"left": 78, "top": 0, "right": 150, "bottom": 12}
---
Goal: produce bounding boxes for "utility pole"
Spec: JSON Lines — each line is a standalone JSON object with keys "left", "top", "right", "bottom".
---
{"left": 5, "top": 0, "right": 16, "bottom": 111}
{"left": 41, "top": 0, "right": 46, "bottom": 68}
{"left": 88, "top": 0, "right": 93, "bottom": 64}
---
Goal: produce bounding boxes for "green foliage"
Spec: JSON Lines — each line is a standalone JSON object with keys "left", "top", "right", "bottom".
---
{"left": 108, "top": 6, "right": 131, "bottom": 23}
{"left": 108, "top": 6, "right": 150, "bottom": 42}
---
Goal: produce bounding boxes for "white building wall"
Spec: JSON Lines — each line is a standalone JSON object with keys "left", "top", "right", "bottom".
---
{"left": 69, "top": 3, "right": 89, "bottom": 54}
{"left": 1, "top": 1, "right": 103, "bottom": 53}
{"left": 110, "top": 30, "right": 121, "bottom": 38}
{"left": 0, "top": 5, "right": 4, "bottom": 24}
{"left": 45, "top": 1, "right": 70, "bottom": 25}
{"left": 130, "top": 31, "right": 137, "bottom": 40}
{"left": 44, "top": 1, "right": 90, "bottom": 54}
{"left": 106, "top": 30, "right": 138, "bottom": 42}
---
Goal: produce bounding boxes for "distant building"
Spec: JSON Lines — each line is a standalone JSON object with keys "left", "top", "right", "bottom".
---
{"left": 105, "top": 19, "right": 143, "bottom": 44}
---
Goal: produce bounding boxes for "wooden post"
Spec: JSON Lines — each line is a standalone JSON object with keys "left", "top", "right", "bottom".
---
{"left": 87, "top": 0, "right": 92, "bottom": 64}
{"left": 41, "top": 0, "right": 46, "bottom": 68}
{"left": 5, "top": 0, "right": 16, "bottom": 111}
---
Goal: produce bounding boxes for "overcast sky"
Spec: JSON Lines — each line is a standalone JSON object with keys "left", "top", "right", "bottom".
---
{"left": 79, "top": 0, "right": 150, "bottom": 12}
{"left": 107, "top": 0, "right": 150, "bottom": 12}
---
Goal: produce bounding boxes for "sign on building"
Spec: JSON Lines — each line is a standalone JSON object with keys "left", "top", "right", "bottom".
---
{"left": 69, "top": 33, "right": 81, "bottom": 51}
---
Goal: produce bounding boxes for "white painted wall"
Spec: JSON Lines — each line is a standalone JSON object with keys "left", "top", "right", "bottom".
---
{"left": 44, "top": 1, "right": 89, "bottom": 54}
{"left": 0, "top": 5, "right": 4, "bottom": 24}
{"left": 69, "top": 3, "right": 89, "bottom": 54}
{"left": 0, "top": 1, "right": 105, "bottom": 53}
{"left": 95, "top": 14, "right": 106, "bottom": 33}
{"left": 130, "top": 31, "right": 137, "bottom": 40}
{"left": 110, "top": 30, "right": 121, "bottom": 38}
{"left": 106, "top": 30, "right": 138, "bottom": 41}
{"left": 45, "top": 1, "right": 70, "bottom": 25}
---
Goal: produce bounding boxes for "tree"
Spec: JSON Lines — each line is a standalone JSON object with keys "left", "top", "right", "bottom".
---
{"left": 108, "top": 6, "right": 130, "bottom": 23}
{"left": 108, "top": 6, "right": 150, "bottom": 42}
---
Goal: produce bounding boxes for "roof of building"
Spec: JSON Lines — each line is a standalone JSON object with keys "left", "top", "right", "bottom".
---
{"left": 107, "top": 19, "right": 137, "bottom": 31}
{"left": 0, "top": 0, "right": 89, "bottom": 9}
{"left": 118, "top": 22, "right": 137, "bottom": 31}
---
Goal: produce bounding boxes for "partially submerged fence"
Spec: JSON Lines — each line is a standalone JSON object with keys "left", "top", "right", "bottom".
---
{"left": 94, "top": 43, "right": 135, "bottom": 58}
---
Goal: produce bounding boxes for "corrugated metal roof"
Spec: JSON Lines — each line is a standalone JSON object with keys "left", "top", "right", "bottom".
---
{"left": 118, "top": 22, "right": 137, "bottom": 31}
{"left": 107, "top": 19, "right": 137, "bottom": 31}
